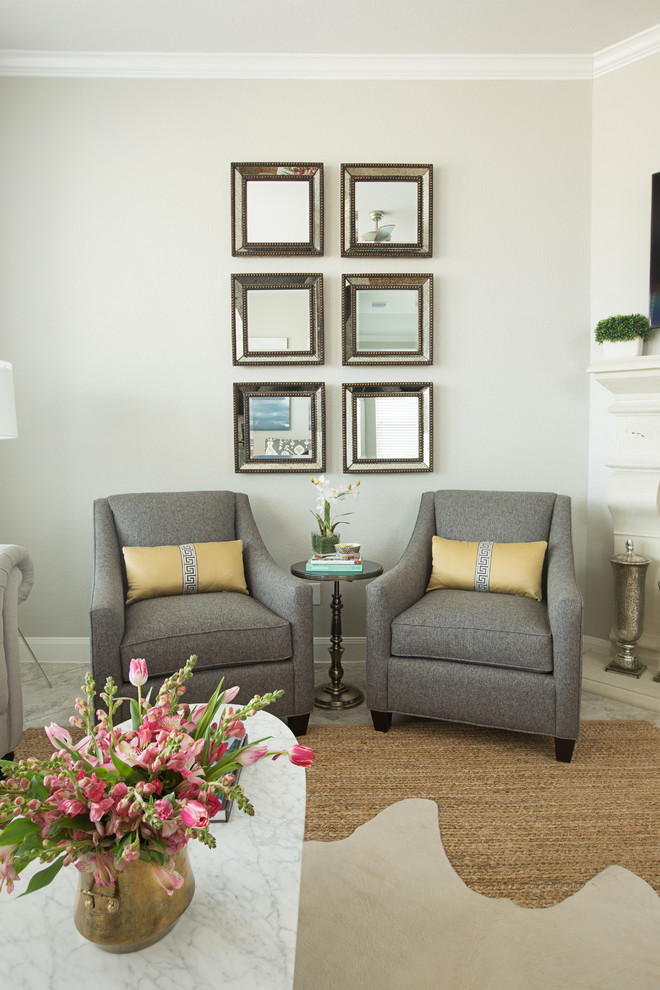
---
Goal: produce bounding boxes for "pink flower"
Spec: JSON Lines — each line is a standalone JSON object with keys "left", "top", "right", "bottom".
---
{"left": 80, "top": 774, "right": 107, "bottom": 803}
{"left": 89, "top": 797, "right": 114, "bottom": 823}
{"left": 205, "top": 794, "right": 222, "bottom": 818}
{"left": 154, "top": 798, "right": 174, "bottom": 821}
{"left": 152, "top": 860, "right": 185, "bottom": 895}
{"left": 235, "top": 744, "right": 268, "bottom": 767}
{"left": 76, "top": 848, "right": 116, "bottom": 887}
{"left": 288, "top": 745, "right": 315, "bottom": 769}
{"left": 44, "top": 723, "right": 72, "bottom": 750}
{"left": 58, "top": 798, "right": 87, "bottom": 816}
{"left": 224, "top": 719, "right": 247, "bottom": 740}
{"left": 223, "top": 685, "right": 240, "bottom": 703}
{"left": 180, "top": 800, "right": 209, "bottom": 829}
{"left": 0, "top": 846, "right": 18, "bottom": 895}
{"left": 109, "top": 782, "right": 129, "bottom": 802}
{"left": 129, "top": 658, "right": 148, "bottom": 687}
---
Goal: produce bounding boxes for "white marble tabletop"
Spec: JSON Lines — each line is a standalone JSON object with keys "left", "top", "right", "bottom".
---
{"left": 1, "top": 709, "right": 306, "bottom": 990}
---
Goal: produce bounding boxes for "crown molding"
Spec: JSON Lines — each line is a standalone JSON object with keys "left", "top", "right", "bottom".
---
{"left": 0, "top": 25, "right": 657, "bottom": 81}
{"left": 593, "top": 23, "right": 660, "bottom": 77}
{"left": 0, "top": 50, "right": 593, "bottom": 81}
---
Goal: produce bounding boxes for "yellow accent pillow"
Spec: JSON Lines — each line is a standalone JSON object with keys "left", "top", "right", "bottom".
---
{"left": 426, "top": 536, "right": 548, "bottom": 601}
{"left": 122, "top": 541, "right": 249, "bottom": 605}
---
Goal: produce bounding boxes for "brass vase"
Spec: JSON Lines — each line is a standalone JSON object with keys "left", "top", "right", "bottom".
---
{"left": 74, "top": 846, "right": 195, "bottom": 953}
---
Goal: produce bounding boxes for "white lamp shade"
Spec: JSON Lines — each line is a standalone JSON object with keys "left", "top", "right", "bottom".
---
{"left": 0, "top": 361, "right": 18, "bottom": 439}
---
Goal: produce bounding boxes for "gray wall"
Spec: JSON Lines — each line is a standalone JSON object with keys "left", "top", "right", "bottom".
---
{"left": 0, "top": 75, "right": 593, "bottom": 645}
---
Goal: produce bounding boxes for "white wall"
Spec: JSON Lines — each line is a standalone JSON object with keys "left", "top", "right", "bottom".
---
{"left": 0, "top": 76, "right": 592, "bottom": 643}
{"left": 587, "top": 52, "right": 660, "bottom": 641}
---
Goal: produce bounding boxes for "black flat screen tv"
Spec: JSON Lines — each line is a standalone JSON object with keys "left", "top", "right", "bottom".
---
{"left": 650, "top": 171, "right": 660, "bottom": 327}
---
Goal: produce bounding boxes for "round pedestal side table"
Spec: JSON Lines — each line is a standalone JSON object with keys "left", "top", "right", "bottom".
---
{"left": 290, "top": 559, "right": 383, "bottom": 710}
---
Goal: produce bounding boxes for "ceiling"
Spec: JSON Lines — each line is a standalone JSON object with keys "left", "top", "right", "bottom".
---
{"left": 0, "top": 0, "right": 659, "bottom": 57}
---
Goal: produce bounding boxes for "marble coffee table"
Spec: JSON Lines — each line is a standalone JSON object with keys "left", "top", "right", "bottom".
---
{"left": 0, "top": 709, "right": 306, "bottom": 989}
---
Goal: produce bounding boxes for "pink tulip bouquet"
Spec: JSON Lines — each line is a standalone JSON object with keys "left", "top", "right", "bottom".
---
{"left": 0, "top": 655, "right": 314, "bottom": 897}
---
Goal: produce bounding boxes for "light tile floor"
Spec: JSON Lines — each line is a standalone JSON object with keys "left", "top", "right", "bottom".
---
{"left": 20, "top": 658, "right": 660, "bottom": 730}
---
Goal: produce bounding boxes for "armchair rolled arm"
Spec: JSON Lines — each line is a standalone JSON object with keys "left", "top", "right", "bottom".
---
{"left": 546, "top": 497, "right": 583, "bottom": 739}
{"left": 366, "top": 493, "right": 436, "bottom": 709}
{"left": 0, "top": 545, "right": 34, "bottom": 604}
{"left": 90, "top": 500, "right": 127, "bottom": 690}
{"left": 236, "top": 495, "right": 314, "bottom": 714}
{"left": 0, "top": 545, "right": 34, "bottom": 755}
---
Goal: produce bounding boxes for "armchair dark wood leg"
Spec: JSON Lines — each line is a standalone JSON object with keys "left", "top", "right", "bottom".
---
{"left": 554, "top": 737, "right": 576, "bottom": 763}
{"left": 371, "top": 710, "right": 392, "bottom": 733}
{"left": 287, "top": 713, "right": 310, "bottom": 737}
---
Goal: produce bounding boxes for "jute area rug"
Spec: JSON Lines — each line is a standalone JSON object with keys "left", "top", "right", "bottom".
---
{"left": 301, "top": 719, "right": 660, "bottom": 909}
{"left": 16, "top": 719, "right": 660, "bottom": 907}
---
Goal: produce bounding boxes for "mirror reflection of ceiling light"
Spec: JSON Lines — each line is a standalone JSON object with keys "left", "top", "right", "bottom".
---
{"left": 362, "top": 210, "right": 395, "bottom": 242}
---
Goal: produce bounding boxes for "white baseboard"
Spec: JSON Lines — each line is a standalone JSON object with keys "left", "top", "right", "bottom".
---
{"left": 582, "top": 635, "right": 610, "bottom": 656}
{"left": 18, "top": 635, "right": 364, "bottom": 667}
{"left": 18, "top": 634, "right": 660, "bottom": 714}
{"left": 582, "top": 650, "right": 660, "bottom": 713}
{"left": 19, "top": 636, "right": 90, "bottom": 665}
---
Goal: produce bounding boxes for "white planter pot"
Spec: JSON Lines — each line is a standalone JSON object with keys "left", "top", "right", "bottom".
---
{"left": 600, "top": 339, "right": 644, "bottom": 359}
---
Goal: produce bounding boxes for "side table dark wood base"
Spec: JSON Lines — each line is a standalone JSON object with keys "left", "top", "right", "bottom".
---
{"left": 314, "top": 681, "right": 364, "bottom": 710}
{"left": 290, "top": 559, "right": 383, "bottom": 713}
{"left": 314, "top": 579, "right": 364, "bottom": 710}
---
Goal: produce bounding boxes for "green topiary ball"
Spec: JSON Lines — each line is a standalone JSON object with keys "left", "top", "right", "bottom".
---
{"left": 594, "top": 313, "right": 651, "bottom": 343}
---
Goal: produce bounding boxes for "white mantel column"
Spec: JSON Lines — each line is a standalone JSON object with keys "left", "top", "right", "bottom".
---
{"left": 588, "top": 355, "right": 660, "bottom": 682}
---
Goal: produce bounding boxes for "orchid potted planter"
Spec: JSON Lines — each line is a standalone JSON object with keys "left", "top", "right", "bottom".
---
{"left": 309, "top": 475, "right": 361, "bottom": 555}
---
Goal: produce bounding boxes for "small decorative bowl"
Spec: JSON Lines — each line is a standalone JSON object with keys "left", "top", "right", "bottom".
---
{"left": 337, "top": 543, "right": 361, "bottom": 558}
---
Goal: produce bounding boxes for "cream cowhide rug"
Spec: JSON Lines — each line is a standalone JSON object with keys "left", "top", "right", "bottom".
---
{"left": 294, "top": 799, "right": 660, "bottom": 990}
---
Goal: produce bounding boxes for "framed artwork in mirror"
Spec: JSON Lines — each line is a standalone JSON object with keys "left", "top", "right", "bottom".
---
{"left": 341, "top": 164, "right": 432, "bottom": 258}
{"left": 232, "top": 274, "right": 324, "bottom": 365}
{"left": 342, "top": 273, "right": 432, "bottom": 365}
{"left": 342, "top": 382, "right": 433, "bottom": 473}
{"left": 233, "top": 382, "right": 325, "bottom": 473}
{"left": 231, "top": 163, "right": 324, "bottom": 256}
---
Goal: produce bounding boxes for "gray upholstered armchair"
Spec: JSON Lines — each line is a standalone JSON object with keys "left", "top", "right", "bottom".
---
{"left": 366, "top": 491, "right": 583, "bottom": 762}
{"left": 0, "top": 545, "right": 34, "bottom": 759}
{"left": 90, "top": 491, "right": 314, "bottom": 735}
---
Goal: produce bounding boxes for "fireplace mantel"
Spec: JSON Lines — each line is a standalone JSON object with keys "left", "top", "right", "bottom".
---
{"left": 586, "top": 355, "right": 660, "bottom": 710}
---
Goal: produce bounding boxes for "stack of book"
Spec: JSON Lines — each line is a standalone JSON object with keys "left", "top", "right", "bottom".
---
{"left": 306, "top": 553, "right": 363, "bottom": 574}
{"left": 211, "top": 736, "right": 244, "bottom": 823}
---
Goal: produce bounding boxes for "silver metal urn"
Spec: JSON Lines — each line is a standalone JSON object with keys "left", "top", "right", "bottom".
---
{"left": 606, "top": 539, "right": 650, "bottom": 678}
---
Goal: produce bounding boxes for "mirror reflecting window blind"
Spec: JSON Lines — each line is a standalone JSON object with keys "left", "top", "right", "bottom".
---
{"left": 356, "top": 396, "right": 419, "bottom": 459}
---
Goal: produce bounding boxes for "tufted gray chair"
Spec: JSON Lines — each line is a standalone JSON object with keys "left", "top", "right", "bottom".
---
{"left": 90, "top": 491, "right": 314, "bottom": 735}
{"left": 0, "top": 545, "right": 34, "bottom": 759}
{"left": 366, "top": 491, "right": 583, "bottom": 762}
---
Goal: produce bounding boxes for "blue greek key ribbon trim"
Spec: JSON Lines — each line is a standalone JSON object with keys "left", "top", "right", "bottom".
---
{"left": 179, "top": 543, "right": 198, "bottom": 595}
{"left": 474, "top": 541, "right": 493, "bottom": 592}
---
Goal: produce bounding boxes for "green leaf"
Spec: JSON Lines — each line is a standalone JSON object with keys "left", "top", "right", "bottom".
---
{"left": 0, "top": 817, "right": 41, "bottom": 845}
{"left": 110, "top": 749, "right": 135, "bottom": 778}
{"left": 194, "top": 678, "right": 226, "bottom": 740}
{"left": 200, "top": 725, "right": 212, "bottom": 766}
{"left": 130, "top": 697, "right": 140, "bottom": 730}
{"left": 48, "top": 814, "right": 95, "bottom": 836}
{"left": 18, "top": 830, "right": 48, "bottom": 856}
{"left": 27, "top": 777, "right": 50, "bottom": 802}
{"left": 139, "top": 843, "right": 167, "bottom": 865}
{"left": 19, "top": 856, "right": 65, "bottom": 897}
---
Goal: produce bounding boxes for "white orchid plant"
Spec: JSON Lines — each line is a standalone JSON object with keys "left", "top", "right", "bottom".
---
{"left": 310, "top": 475, "right": 361, "bottom": 538}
